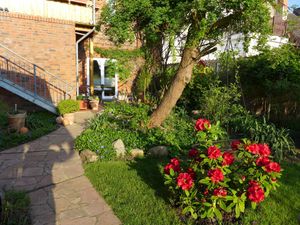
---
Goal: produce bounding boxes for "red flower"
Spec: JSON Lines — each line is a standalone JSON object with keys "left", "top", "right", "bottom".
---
{"left": 207, "top": 146, "right": 222, "bottom": 159}
{"left": 256, "top": 157, "right": 270, "bottom": 166}
{"left": 213, "top": 187, "right": 227, "bottom": 197}
{"left": 249, "top": 180, "right": 260, "bottom": 187}
{"left": 164, "top": 163, "right": 179, "bottom": 174}
{"left": 241, "top": 176, "right": 246, "bottom": 182}
{"left": 171, "top": 158, "right": 180, "bottom": 167}
{"left": 258, "top": 144, "right": 271, "bottom": 157}
{"left": 164, "top": 158, "right": 181, "bottom": 174}
{"left": 188, "top": 148, "right": 199, "bottom": 158}
{"left": 177, "top": 173, "right": 194, "bottom": 190}
{"left": 246, "top": 144, "right": 260, "bottom": 154}
{"left": 208, "top": 168, "right": 224, "bottom": 183}
{"left": 195, "top": 118, "right": 211, "bottom": 131}
{"left": 186, "top": 168, "right": 196, "bottom": 179}
{"left": 222, "top": 152, "right": 234, "bottom": 166}
{"left": 265, "top": 162, "right": 281, "bottom": 173}
{"left": 231, "top": 140, "right": 241, "bottom": 150}
{"left": 247, "top": 182, "right": 265, "bottom": 203}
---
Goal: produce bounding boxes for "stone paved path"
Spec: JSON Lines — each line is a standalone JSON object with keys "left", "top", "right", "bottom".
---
{"left": 0, "top": 111, "right": 121, "bottom": 225}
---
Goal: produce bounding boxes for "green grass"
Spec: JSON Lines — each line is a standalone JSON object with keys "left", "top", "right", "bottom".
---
{"left": 85, "top": 159, "right": 300, "bottom": 225}
{"left": 84, "top": 158, "right": 183, "bottom": 225}
{"left": 242, "top": 162, "right": 300, "bottom": 225}
{"left": 1, "top": 190, "right": 31, "bottom": 225}
{"left": 0, "top": 111, "right": 57, "bottom": 150}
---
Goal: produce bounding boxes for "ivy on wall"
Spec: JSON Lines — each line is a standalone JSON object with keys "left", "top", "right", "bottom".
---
{"left": 94, "top": 47, "right": 144, "bottom": 82}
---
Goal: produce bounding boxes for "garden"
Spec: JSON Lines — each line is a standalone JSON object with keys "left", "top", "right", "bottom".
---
{"left": 0, "top": 101, "right": 58, "bottom": 151}
{"left": 72, "top": 1, "right": 300, "bottom": 224}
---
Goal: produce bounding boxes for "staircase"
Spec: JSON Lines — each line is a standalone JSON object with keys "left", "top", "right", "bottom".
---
{"left": 0, "top": 43, "right": 74, "bottom": 114}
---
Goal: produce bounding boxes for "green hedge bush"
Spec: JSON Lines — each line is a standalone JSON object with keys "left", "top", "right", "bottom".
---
{"left": 57, "top": 99, "right": 80, "bottom": 115}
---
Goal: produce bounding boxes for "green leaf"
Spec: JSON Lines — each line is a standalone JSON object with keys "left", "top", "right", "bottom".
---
{"left": 203, "top": 202, "right": 212, "bottom": 207}
{"left": 207, "top": 208, "right": 214, "bottom": 218}
{"left": 219, "top": 201, "right": 228, "bottom": 212}
{"left": 235, "top": 204, "right": 240, "bottom": 218}
{"left": 185, "top": 190, "right": 190, "bottom": 197}
{"left": 170, "top": 168, "right": 175, "bottom": 176}
{"left": 251, "top": 202, "right": 257, "bottom": 210}
{"left": 214, "top": 207, "right": 223, "bottom": 221}
{"left": 239, "top": 200, "right": 245, "bottom": 213}
{"left": 200, "top": 178, "right": 210, "bottom": 185}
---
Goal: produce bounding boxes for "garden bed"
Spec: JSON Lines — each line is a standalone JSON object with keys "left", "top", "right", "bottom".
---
{"left": 1, "top": 190, "right": 31, "bottom": 225}
{"left": 0, "top": 111, "right": 58, "bottom": 151}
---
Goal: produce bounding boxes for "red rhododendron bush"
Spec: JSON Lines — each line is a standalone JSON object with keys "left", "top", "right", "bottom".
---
{"left": 164, "top": 118, "right": 282, "bottom": 223}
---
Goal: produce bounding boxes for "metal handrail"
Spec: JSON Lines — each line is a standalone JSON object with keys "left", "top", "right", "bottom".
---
{"left": 0, "top": 43, "right": 74, "bottom": 94}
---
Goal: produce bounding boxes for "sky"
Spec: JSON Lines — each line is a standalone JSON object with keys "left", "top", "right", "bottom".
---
{"left": 289, "top": 0, "right": 300, "bottom": 7}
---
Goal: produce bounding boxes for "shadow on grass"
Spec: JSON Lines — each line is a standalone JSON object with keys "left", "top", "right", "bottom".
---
{"left": 127, "top": 157, "right": 171, "bottom": 203}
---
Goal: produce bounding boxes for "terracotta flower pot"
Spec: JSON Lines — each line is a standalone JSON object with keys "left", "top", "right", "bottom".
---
{"left": 89, "top": 100, "right": 99, "bottom": 110}
{"left": 78, "top": 100, "right": 88, "bottom": 110}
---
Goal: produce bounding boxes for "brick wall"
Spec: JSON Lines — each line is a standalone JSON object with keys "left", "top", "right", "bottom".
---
{"left": 0, "top": 88, "right": 45, "bottom": 112}
{"left": 0, "top": 12, "right": 76, "bottom": 98}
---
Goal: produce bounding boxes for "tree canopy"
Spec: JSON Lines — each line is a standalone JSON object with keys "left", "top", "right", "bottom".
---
{"left": 99, "top": 0, "right": 276, "bottom": 127}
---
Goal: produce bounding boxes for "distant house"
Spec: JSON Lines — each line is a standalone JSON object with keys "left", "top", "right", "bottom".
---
{"left": 163, "top": 0, "right": 290, "bottom": 64}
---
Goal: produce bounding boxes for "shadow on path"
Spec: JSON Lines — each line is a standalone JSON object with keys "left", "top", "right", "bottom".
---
{"left": 0, "top": 111, "right": 120, "bottom": 225}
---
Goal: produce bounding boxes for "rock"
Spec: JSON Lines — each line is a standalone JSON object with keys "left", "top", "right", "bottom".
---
{"left": 148, "top": 146, "right": 169, "bottom": 157}
{"left": 80, "top": 150, "right": 99, "bottom": 163}
{"left": 56, "top": 116, "right": 64, "bottom": 124}
{"left": 130, "top": 149, "right": 144, "bottom": 158}
{"left": 112, "top": 139, "right": 126, "bottom": 157}
{"left": 62, "top": 118, "right": 70, "bottom": 126}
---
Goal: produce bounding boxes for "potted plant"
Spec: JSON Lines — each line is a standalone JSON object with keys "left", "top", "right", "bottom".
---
{"left": 77, "top": 94, "right": 88, "bottom": 110}
{"left": 7, "top": 104, "right": 27, "bottom": 132}
{"left": 89, "top": 95, "right": 100, "bottom": 110}
{"left": 57, "top": 99, "right": 80, "bottom": 125}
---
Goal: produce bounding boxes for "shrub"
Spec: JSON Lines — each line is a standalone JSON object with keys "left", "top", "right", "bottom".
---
{"left": 238, "top": 45, "right": 300, "bottom": 125}
{"left": 197, "top": 81, "right": 244, "bottom": 126}
{"left": 26, "top": 112, "right": 57, "bottom": 130}
{"left": 231, "top": 113, "right": 295, "bottom": 160}
{"left": 57, "top": 99, "right": 79, "bottom": 115}
{"left": 164, "top": 119, "right": 282, "bottom": 223}
{"left": 75, "top": 102, "right": 196, "bottom": 160}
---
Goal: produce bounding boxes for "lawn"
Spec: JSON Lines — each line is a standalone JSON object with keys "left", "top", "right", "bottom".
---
{"left": 85, "top": 158, "right": 300, "bottom": 225}
{"left": 242, "top": 161, "right": 300, "bottom": 225}
{"left": 85, "top": 157, "right": 183, "bottom": 225}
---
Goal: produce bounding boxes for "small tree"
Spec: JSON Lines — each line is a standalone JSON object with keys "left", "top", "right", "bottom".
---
{"left": 100, "top": 0, "right": 273, "bottom": 128}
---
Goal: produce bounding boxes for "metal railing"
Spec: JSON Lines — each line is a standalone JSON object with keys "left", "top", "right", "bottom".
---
{"left": 0, "top": 43, "right": 74, "bottom": 105}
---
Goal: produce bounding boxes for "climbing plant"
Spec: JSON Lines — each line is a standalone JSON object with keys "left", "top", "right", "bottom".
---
{"left": 94, "top": 47, "right": 144, "bottom": 81}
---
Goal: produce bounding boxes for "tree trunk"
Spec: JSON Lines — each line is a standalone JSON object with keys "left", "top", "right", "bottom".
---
{"left": 148, "top": 47, "right": 197, "bottom": 128}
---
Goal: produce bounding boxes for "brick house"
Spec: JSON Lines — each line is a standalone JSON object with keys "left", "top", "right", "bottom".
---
{"left": 0, "top": 0, "right": 138, "bottom": 113}
{"left": 0, "top": 0, "right": 291, "bottom": 113}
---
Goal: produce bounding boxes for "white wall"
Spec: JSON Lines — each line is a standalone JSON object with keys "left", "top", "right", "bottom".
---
{"left": 163, "top": 33, "right": 289, "bottom": 64}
